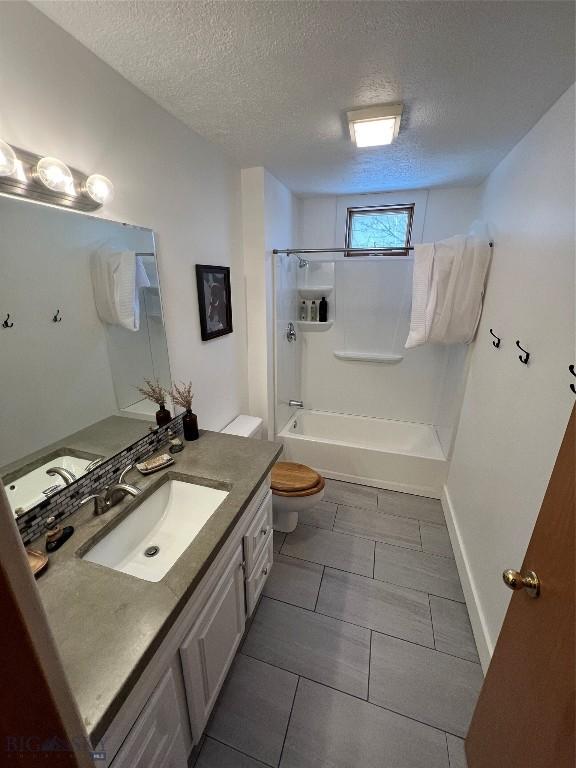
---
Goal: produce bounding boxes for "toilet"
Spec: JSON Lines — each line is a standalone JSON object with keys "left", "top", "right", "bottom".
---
{"left": 220, "top": 416, "right": 324, "bottom": 533}
{"left": 270, "top": 462, "right": 325, "bottom": 533}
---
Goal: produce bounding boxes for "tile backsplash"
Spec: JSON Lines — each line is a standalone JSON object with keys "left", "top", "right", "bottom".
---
{"left": 16, "top": 415, "right": 184, "bottom": 545}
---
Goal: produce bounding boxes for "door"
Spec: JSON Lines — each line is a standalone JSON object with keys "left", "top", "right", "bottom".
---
{"left": 180, "top": 543, "right": 246, "bottom": 742}
{"left": 466, "top": 406, "right": 575, "bottom": 767}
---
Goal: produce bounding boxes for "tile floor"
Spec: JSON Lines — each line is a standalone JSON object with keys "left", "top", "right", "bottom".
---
{"left": 194, "top": 479, "right": 482, "bottom": 768}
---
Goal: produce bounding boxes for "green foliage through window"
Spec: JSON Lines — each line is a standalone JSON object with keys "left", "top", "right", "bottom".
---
{"left": 346, "top": 205, "right": 414, "bottom": 253}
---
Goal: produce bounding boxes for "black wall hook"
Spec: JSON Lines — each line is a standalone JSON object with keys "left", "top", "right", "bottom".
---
{"left": 516, "top": 340, "right": 530, "bottom": 365}
{"left": 569, "top": 364, "right": 575, "bottom": 394}
{"left": 2, "top": 313, "right": 14, "bottom": 328}
{"left": 489, "top": 329, "right": 501, "bottom": 348}
{"left": 53, "top": 309, "right": 62, "bottom": 323}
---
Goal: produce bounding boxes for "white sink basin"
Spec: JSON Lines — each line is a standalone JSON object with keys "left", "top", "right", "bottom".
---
{"left": 6, "top": 455, "right": 97, "bottom": 515}
{"left": 82, "top": 480, "right": 229, "bottom": 582}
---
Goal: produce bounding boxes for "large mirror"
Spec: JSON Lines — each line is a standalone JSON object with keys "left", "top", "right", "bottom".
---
{"left": 0, "top": 196, "right": 173, "bottom": 516}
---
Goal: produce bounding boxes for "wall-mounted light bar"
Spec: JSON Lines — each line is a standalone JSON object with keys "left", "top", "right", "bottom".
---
{"left": 0, "top": 140, "right": 114, "bottom": 211}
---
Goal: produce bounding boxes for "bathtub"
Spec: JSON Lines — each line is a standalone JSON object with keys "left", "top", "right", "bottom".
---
{"left": 278, "top": 410, "right": 447, "bottom": 498}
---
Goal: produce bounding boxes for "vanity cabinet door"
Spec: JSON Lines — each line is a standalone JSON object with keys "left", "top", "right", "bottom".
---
{"left": 110, "top": 664, "right": 188, "bottom": 768}
{"left": 243, "top": 490, "right": 273, "bottom": 575}
{"left": 180, "top": 543, "right": 246, "bottom": 742}
{"left": 246, "top": 530, "right": 274, "bottom": 617}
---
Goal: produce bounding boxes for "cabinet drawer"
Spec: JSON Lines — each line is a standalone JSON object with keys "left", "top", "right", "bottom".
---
{"left": 246, "top": 531, "right": 273, "bottom": 617}
{"left": 110, "top": 664, "right": 188, "bottom": 768}
{"left": 243, "top": 490, "right": 273, "bottom": 575}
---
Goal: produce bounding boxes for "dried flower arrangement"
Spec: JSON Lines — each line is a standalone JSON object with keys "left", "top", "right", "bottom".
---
{"left": 171, "top": 381, "right": 194, "bottom": 412}
{"left": 136, "top": 378, "right": 167, "bottom": 407}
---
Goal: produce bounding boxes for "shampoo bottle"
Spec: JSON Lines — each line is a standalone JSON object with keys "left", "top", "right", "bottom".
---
{"left": 299, "top": 300, "right": 308, "bottom": 321}
{"left": 310, "top": 300, "right": 318, "bottom": 322}
{"left": 319, "top": 296, "right": 328, "bottom": 322}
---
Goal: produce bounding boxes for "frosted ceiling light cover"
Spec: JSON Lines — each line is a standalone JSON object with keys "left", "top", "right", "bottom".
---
{"left": 348, "top": 103, "right": 403, "bottom": 147}
{"left": 85, "top": 174, "right": 114, "bottom": 205}
{"left": 35, "top": 157, "right": 74, "bottom": 193}
{"left": 0, "top": 139, "right": 18, "bottom": 176}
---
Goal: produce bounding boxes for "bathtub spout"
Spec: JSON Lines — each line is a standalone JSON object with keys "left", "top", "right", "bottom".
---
{"left": 289, "top": 400, "right": 304, "bottom": 408}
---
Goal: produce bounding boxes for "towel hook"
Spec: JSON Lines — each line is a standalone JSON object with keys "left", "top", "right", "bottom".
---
{"left": 489, "top": 329, "right": 501, "bottom": 348}
{"left": 52, "top": 309, "right": 62, "bottom": 323}
{"left": 2, "top": 313, "right": 14, "bottom": 329}
{"left": 569, "top": 364, "right": 575, "bottom": 394}
{"left": 516, "top": 340, "right": 530, "bottom": 365}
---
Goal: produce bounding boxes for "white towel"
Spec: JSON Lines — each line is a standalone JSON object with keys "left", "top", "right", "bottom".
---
{"left": 405, "top": 235, "right": 491, "bottom": 348}
{"left": 91, "top": 249, "right": 150, "bottom": 331}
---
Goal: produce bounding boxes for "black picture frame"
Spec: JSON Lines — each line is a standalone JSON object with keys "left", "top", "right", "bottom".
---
{"left": 195, "top": 264, "right": 233, "bottom": 341}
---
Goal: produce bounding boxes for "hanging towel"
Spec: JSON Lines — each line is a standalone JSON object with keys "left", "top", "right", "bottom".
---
{"left": 405, "top": 235, "right": 491, "bottom": 348}
{"left": 91, "top": 249, "right": 150, "bottom": 331}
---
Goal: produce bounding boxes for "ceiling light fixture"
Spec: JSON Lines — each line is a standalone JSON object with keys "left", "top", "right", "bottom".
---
{"left": 83, "top": 174, "right": 114, "bottom": 205}
{"left": 0, "top": 139, "right": 18, "bottom": 176}
{"left": 347, "top": 103, "right": 403, "bottom": 147}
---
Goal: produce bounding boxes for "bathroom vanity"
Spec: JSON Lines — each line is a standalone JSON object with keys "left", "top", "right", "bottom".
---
{"left": 34, "top": 431, "right": 282, "bottom": 766}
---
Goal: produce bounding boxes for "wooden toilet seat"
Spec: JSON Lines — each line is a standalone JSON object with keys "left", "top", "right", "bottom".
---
{"left": 271, "top": 462, "right": 325, "bottom": 497}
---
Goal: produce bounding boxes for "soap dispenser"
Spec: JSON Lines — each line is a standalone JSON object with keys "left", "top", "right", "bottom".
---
{"left": 45, "top": 515, "right": 74, "bottom": 553}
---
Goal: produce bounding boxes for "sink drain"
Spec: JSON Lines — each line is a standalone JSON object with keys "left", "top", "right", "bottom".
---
{"left": 144, "top": 545, "right": 160, "bottom": 558}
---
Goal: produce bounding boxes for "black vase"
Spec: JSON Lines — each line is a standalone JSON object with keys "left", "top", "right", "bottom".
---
{"left": 183, "top": 409, "right": 199, "bottom": 441}
{"left": 155, "top": 404, "right": 172, "bottom": 427}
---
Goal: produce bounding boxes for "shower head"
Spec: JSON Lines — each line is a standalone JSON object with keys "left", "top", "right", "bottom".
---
{"left": 297, "top": 255, "right": 309, "bottom": 268}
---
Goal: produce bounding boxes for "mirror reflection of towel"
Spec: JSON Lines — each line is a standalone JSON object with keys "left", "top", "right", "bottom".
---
{"left": 91, "top": 249, "right": 150, "bottom": 331}
{"left": 405, "top": 235, "right": 491, "bottom": 348}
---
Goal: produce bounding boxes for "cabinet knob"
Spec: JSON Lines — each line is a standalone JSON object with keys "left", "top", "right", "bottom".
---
{"left": 260, "top": 526, "right": 269, "bottom": 536}
{"left": 262, "top": 567, "right": 269, "bottom": 576}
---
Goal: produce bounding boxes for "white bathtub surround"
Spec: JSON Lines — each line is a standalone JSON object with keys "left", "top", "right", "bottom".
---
{"left": 279, "top": 410, "right": 446, "bottom": 498}
{"left": 445, "top": 85, "right": 575, "bottom": 667}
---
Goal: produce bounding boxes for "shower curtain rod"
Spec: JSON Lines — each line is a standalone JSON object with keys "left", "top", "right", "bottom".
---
{"left": 273, "top": 242, "right": 493, "bottom": 256}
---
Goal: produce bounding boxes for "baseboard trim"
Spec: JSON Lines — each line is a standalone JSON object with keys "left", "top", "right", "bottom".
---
{"left": 441, "top": 484, "right": 493, "bottom": 672}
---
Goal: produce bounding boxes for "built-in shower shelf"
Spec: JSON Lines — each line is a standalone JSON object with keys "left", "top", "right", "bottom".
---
{"left": 333, "top": 351, "right": 404, "bottom": 364}
{"left": 297, "top": 286, "right": 333, "bottom": 299}
{"left": 297, "top": 320, "right": 333, "bottom": 332}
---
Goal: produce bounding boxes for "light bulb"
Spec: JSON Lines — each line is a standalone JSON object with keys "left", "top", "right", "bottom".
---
{"left": 35, "top": 157, "right": 74, "bottom": 194}
{"left": 84, "top": 174, "right": 114, "bottom": 205}
{"left": 0, "top": 139, "right": 18, "bottom": 176}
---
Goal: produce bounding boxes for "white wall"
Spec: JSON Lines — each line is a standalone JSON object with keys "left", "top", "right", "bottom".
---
{"left": 0, "top": 2, "right": 247, "bottom": 432}
{"left": 242, "top": 167, "right": 297, "bottom": 435}
{"left": 445, "top": 85, "right": 575, "bottom": 668}
{"left": 296, "top": 188, "right": 480, "bottom": 440}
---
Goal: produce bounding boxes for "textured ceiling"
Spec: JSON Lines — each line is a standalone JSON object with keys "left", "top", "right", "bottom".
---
{"left": 34, "top": 1, "right": 575, "bottom": 195}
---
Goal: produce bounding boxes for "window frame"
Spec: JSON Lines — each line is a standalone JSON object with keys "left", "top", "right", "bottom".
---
{"left": 345, "top": 203, "right": 415, "bottom": 256}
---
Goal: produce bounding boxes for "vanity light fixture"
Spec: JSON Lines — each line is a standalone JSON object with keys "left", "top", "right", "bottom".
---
{"left": 83, "top": 174, "right": 114, "bottom": 205}
{"left": 34, "top": 156, "right": 75, "bottom": 194}
{"left": 0, "top": 140, "right": 114, "bottom": 211}
{"left": 347, "top": 103, "right": 403, "bottom": 147}
{"left": 0, "top": 139, "right": 18, "bottom": 176}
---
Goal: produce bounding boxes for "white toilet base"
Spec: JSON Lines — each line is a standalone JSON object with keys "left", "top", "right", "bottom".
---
{"left": 272, "top": 488, "right": 325, "bottom": 533}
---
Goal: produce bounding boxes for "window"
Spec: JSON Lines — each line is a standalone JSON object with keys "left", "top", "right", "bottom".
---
{"left": 345, "top": 204, "right": 414, "bottom": 255}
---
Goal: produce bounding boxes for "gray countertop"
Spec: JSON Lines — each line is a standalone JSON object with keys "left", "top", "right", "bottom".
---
{"left": 33, "top": 431, "right": 282, "bottom": 745}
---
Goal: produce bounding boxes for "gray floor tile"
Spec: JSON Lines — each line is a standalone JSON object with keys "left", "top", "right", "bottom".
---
{"left": 273, "top": 531, "right": 286, "bottom": 554}
{"left": 447, "top": 734, "right": 468, "bottom": 768}
{"left": 374, "top": 543, "right": 464, "bottom": 601}
{"left": 369, "top": 632, "right": 483, "bottom": 737}
{"left": 323, "top": 478, "right": 378, "bottom": 509}
{"left": 316, "top": 567, "right": 434, "bottom": 647}
{"left": 263, "top": 554, "right": 323, "bottom": 610}
{"left": 430, "top": 596, "right": 479, "bottom": 663}
{"left": 378, "top": 490, "right": 445, "bottom": 524}
{"left": 421, "top": 522, "right": 454, "bottom": 558}
{"left": 197, "top": 738, "right": 269, "bottom": 768}
{"left": 299, "top": 500, "right": 337, "bottom": 530}
{"left": 281, "top": 678, "right": 450, "bottom": 768}
{"left": 281, "top": 525, "right": 375, "bottom": 577}
{"left": 207, "top": 654, "right": 297, "bottom": 766}
{"left": 243, "top": 596, "right": 370, "bottom": 698}
{"left": 334, "top": 504, "right": 421, "bottom": 549}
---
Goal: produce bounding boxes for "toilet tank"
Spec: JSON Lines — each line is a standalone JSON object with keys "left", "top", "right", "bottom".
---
{"left": 221, "top": 415, "right": 263, "bottom": 439}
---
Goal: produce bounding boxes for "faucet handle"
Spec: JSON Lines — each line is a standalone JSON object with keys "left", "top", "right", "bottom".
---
{"left": 117, "top": 464, "right": 134, "bottom": 484}
{"left": 79, "top": 492, "right": 108, "bottom": 516}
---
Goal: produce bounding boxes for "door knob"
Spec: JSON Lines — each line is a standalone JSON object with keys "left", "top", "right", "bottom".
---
{"left": 503, "top": 569, "right": 540, "bottom": 598}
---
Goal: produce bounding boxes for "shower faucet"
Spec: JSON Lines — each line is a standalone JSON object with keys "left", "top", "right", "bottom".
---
{"left": 289, "top": 400, "right": 304, "bottom": 408}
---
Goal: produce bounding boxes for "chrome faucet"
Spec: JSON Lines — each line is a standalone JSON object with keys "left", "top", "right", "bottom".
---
{"left": 288, "top": 399, "right": 304, "bottom": 408}
{"left": 79, "top": 464, "right": 142, "bottom": 516}
{"left": 47, "top": 467, "right": 77, "bottom": 485}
